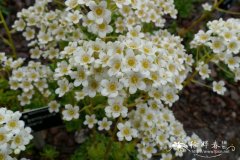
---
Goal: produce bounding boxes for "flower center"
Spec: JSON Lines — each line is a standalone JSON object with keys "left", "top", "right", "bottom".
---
{"left": 95, "top": 8, "right": 103, "bottom": 16}
{"left": 130, "top": 76, "right": 138, "bottom": 84}
{"left": 14, "top": 136, "right": 22, "bottom": 144}
{"left": 113, "top": 104, "right": 121, "bottom": 112}
{"left": 68, "top": 110, "right": 75, "bottom": 116}
{"left": 0, "top": 134, "right": 5, "bottom": 142}
{"left": 108, "top": 83, "right": 117, "bottom": 91}
{"left": 123, "top": 128, "right": 130, "bottom": 135}
{"left": 82, "top": 55, "right": 90, "bottom": 63}
{"left": 8, "top": 121, "right": 17, "bottom": 128}
{"left": 127, "top": 58, "right": 136, "bottom": 66}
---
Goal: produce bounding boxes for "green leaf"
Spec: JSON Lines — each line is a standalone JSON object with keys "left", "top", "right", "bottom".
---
{"left": 40, "top": 145, "right": 59, "bottom": 160}
{"left": 65, "top": 119, "right": 83, "bottom": 132}
{"left": 174, "top": 0, "right": 202, "bottom": 18}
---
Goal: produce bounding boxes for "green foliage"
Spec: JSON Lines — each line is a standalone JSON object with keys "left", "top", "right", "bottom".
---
{"left": 142, "top": 22, "right": 158, "bottom": 34}
{"left": 71, "top": 133, "right": 137, "bottom": 160}
{"left": 0, "top": 0, "right": 9, "bottom": 15}
{"left": 40, "top": 145, "right": 59, "bottom": 160}
{"left": 217, "top": 63, "right": 235, "bottom": 83}
{"left": 59, "top": 41, "right": 69, "bottom": 50}
{"left": 91, "top": 95, "right": 107, "bottom": 106}
{"left": 174, "top": 0, "right": 202, "bottom": 18}
{"left": 0, "top": 78, "right": 21, "bottom": 111}
{"left": 65, "top": 119, "right": 83, "bottom": 132}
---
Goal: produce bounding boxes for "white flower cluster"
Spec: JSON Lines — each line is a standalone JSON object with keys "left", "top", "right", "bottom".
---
{"left": 9, "top": 61, "right": 52, "bottom": 106}
{"left": 115, "top": 0, "right": 177, "bottom": 27}
{"left": 130, "top": 101, "right": 202, "bottom": 159}
{"left": 191, "top": 18, "right": 240, "bottom": 94}
{"left": 54, "top": 29, "right": 196, "bottom": 158}
{"left": 66, "top": 0, "right": 177, "bottom": 34}
{"left": 0, "top": 108, "right": 33, "bottom": 159}
{"left": 12, "top": 0, "right": 85, "bottom": 60}
{"left": 55, "top": 30, "right": 192, "bottom": 106}
{"left": 9, "top": 0, "right": 202, "bottom": 159}
{"left": 0, "top": 52, "right": 25, "bottom": 69}
{"left": 79, "top": 99, "right": 202, "bottom": 159}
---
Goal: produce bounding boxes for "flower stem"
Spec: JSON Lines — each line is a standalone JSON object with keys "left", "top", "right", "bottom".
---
{"left": 191, "top": 80, "right": 212, "bottom": 89}
{"left": 179, "top": 0, "right": 224, "bottom": 37}
{"left": 0, "top": 11, "right": 17, "bottom": 58}
{"left": 215, "top": 7, "right": 240, "bottom": 15}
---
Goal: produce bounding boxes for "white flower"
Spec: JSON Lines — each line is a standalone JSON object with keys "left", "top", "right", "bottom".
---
{"left": 97, "top": 117, "right": 112, "bottom": 131}
{"left": 122, "top": 49, "right": 139, "bottom": 72}
{"left": 227, "top": 40, "right": 240, "bottom": 54}
{"left": 12, "top": 69, "right": 24, "bottom": 81}
{"left": 0, "top": 108, "right": 10, "bottom": 124}
{"left": 210, "top": 38, "right": 225, "bottom": 53}
{"left": 194, "top": 30, "right": 211, "bottom": 44}
{"left": 27, "top": 70, "right": 39, "bottom": 82}
{"left": 202, "top": 3, "right": 212, "bottom": 11}
{"left": 65, "top": 0, "right": 78, "bottom": 10}
{"left": 74, "top": 47, "right": 94, "bottom": 66}
{"left": 30, "top": 47, "right": 42, "bottom": 59}
{"left": 196, "top": 62, "right": 211, "bottom": 80}
{"left": 9, "top": 79, "right": 20, "bottom": 90}
{"left": 48, "top": 101, "right": 60, "bottom": 113}
{"left": 121, "top": 72, "right": 146, "bottom": 94}
{"left": 17, "top": 93, "right": 31, "bottom": 106}
{"left": 222, "top": 31, "right": 235, "bottom": 41}
{"left": 100, "top": 78, "right": 123, "bottom": 98}
{"left": 0, "top": 52, "right": 7, "bottom": 62}
{"left": 0, "top": 108, "right": 32, "bottom": 158}
{"left": 127, "top": 25, "right": 144, "bottom": 38}
{"left": 55, "top": 78, "right": 73, "bottom": 97}
{"left": 11, "top": 132, "right": 27, "bottom": 154}
{"left": 91, "top": 21, "right": 113, "bottom": 38}
{"left": 13, "top": 19, "right": 26, "bottom": 31}
{"left": 105, "top": 98, "right": 128, "bottom": 118}
{"left": 20, "top": 79, "right": 33, "bottom": 92}
{"left": 137, "top": 55, "right": 155, "bottom": 76}
{"left": 70, "top": 66, "right": 89, "bottom": 87}
{"left": 38, "top": 32, "right": 52, "bottom": 44}
{"left": 83, "top": 114, "right": 97, "bottom": 128}
{"left": 117, "top": 121, "right": 138, "bottom": 141}
{"left": 142, "top": 144, "right": 157, "bottom": 158}
{"left": 0, "top": 128, "right": 11, "bottom": 145}
{"left": 87, "top": 1, "right": 111, "bottom": 24}
{"left": 54, "top": 61, "right": 72, "bottom": 78}
{"left": 107, "top": 55, "right": 122, "bottom": 76}
{"left": 212, "top": 81, "right": 226, "bottom": 95}
{"left": 114, "top": 0, "right": 131, "bottom": 8}
{"left": 62, "top": 104, "right": 79, "bottom": 121}
{"left": 225, "top": 55, "right": 240, "bottom": 70}
{"left": 75, "top": 91, "right": 86, "bottom": 101}
{"left": 66, "top": 10, "right": 82, "bottom": 24}
{"left": 83, "top": 77, "right": 100, "bottom": 97}
{"left": 140, "top": 41, "right": 156, "bottom": 55}
{"left": 163, "top": 90, "right": 179, "bottom": 106}
{"left": 5, "top": 112, "right": 24, "bottom": 134}
{"left": 34, "top": 79, "right": 48, "bottom": 92}
{"left": 234, "top": 68, "right": 240, "bottom": 82}
{"left": 22, "top": 27, "right": 35, "bottom": 40}
{"left": 143, "top": 110, "right": 157, "bottom": 126}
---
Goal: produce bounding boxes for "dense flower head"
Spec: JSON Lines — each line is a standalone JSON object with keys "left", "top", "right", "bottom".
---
{"left": 191, "top": 18, "right": 240, "bottom": 94}
{"left": 0, "top": 108, "right": 33, "bottom": 159}
{"left": 52, "top": 30, "right": 191, "bottom": 107}
{"left": 6, "top": 0, "right": 206, "bottom": 159}
{"left": 9, "top": 61, "right": 52, "bottom": 106}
